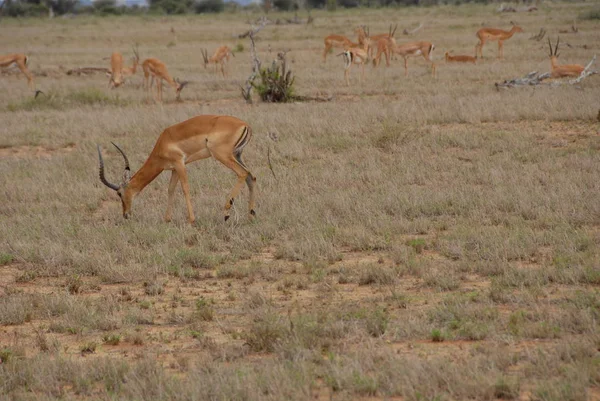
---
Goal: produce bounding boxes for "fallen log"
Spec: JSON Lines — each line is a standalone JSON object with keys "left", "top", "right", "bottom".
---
{"left": 495, "top": 55, "right": 597, "bottom": 89}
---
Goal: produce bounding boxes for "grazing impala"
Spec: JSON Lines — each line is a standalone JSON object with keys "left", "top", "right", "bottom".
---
{"left": 475, "top": 24, "right": 523, "bottom": 59}
{"left": 444, "top": 51, "right": 477, "bottom": 64}
{"left": 108, "top": 52, "right": 125, "bottom": 88}
{"left": 374, "top": 41, "right": 436, "bottom": 77}
{"left": 322, "top": 26, "right": 368, "bottom": 62}
{"left": 97, "top": 115, "right": 256, "bottom": 223}
{"left": 141, "top": 58, "right": 187, "bottom": 101}
{"left": 547, "top": 37, "right": 584, "bottom": 78}
{"left": 109, "top": 47, "right": 140, "bottom": 88}
{"left": 1, "top": 53, "right": 35, "bottom": 89}
{"left": 201, "top": 46, "right": 234, "bottom": 77}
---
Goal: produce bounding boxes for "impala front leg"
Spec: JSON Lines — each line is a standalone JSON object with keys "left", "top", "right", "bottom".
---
{"left": 164, "top": 170, "right": 179, "bottom": 222}
{"left": 174, "top": 163, "right": 195, "bottom": 224}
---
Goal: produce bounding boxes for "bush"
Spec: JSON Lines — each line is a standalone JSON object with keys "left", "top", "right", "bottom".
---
{"left": 579, "top": 8, "right": 600, "bottom": 20}
{"left": 3, "top": 1, "right": 48, "bottom": 17}
{"left": 252, "top": 56, "right": 296, "bottom": 103}
{"left": 150, "top": 0, "right": 192, "bottom": 14}
{"left": 194, "top": 0, "right": 224, "bottom": 12}
{"left": 273, "top": 0, "right": 298, "bottom": 11}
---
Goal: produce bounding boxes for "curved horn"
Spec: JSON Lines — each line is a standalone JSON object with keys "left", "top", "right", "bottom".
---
{"left": 392, "top": 24, "right": 397, "bottom": 37}
{"left": 111, "top": 142, "right": 130, "bottom": 171}
{"left": 98, "top": 145, "right": 119, "bottom": 191}
{"left": 554, "top": 36, "right": 560, "bottom": 57}
{"left": 547, "top": 37, "right": 553, "bottom": 56}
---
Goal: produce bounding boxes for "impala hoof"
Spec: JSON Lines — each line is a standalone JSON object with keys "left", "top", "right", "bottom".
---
{"left": 250, "top": 210, "right": 256, "bottom": 216}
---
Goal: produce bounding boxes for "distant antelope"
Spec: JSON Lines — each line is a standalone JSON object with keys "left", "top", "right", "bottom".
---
{"left": 367, "top": 24, "right": 398, "bottom": 60}
{"left": 444, "top": 51, "right": 477, "bottom": 64}
{"left": 374, "top": 41, "right": 436, "bottom": 77}
{"left": 0, "top": 53, "right": 35, "bottom": 89}
{"left": 109, "top": 47, "right": 140, "bottom": 88}
{"left": 475, "top": 24, "right": 524, "bottom": 59}
{"left": 201, "top": 46, "right": 234, "bottom": 77}
{"left": 322, "top": 26, "right": 368, "bottom": 62}
{"left": 547, "top": 37, "right": 584, "bottom": 78}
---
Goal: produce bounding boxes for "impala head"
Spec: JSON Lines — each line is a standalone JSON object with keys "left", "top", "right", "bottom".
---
{"left": 132, "top": 45, "right": 140, "bottom": 66}
{"left": 510, "top": 23, "right": 524, "bottom": 33}
{"left": 548, "top": 36, "right": 560, "bottom": 61}
{"left": 201, "top": 49, "right": 209, "bottom": 68}
{"left": 175, "top": 78, "right": 189, "bottom": 100}
{"left": 98, "top": 142, "right": 133, "bottom": 219}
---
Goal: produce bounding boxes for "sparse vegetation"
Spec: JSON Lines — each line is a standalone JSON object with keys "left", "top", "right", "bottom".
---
{"left": 1, "top": 4, "right": 599, "bottom": 400}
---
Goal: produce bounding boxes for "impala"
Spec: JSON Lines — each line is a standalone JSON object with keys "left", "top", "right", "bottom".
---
{"left": 109, "top": 47, "right": 140, "bottom": 88}
{"left": 108, "top": 52, "right": 125, "bottom": 88}
{"left": 374, "top": 41, "right": 436, "bottom": 77}
{"left": 547, "top": 37, "right": 584, "bottom": 78}
{"left": 367, "top": 24, "right": 397, "bottom": 60}
{"left": 444, "top": 51, "right": 477, "bottom": 64}
{"left": 339, "top": 48, "right": 369, "bottom": 86}
{"left": 97, "top": 115, "right": 256, "bottom": 223}
{"left": 475, "top": 24, "right": 523, "bottom": 59}
{"left": 322, "top": 26, "right": 368, "bottom": 62}
{"left": 141, "top": 58, "right": 187, "bottom": 101}
{"left": 201, "top": 46, "right": 234, "bottom": 77}
{"left": 1, "top": 53, "right": 35, "bottom": 89}
{"left": 122, "top": 47, "right": 140, "bottom": 79}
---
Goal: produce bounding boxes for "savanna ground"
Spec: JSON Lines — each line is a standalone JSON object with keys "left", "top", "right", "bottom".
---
{"left": 1, "top": 3, "right": 600, "bottom": 400}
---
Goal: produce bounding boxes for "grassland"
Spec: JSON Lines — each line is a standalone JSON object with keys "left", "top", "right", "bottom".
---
{"left": 1, "top": 3, "right": 600, "bottom": 400}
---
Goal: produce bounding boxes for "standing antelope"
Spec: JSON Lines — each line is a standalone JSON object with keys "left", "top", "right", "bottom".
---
{"left": 475, "top": 24, "right": 523, "bottom": 59}
{"left": 322, "top": 26, "right": 368, "bottom": 62}
{"left": 201, "top": 46, "right": 234, "bottom": 77}
{"left": 367, "top": 24, "right": 398, "bottom": 60}
{"left": 338, "top": 32, "right": 371, "bottom": 86}
{"left": 141, "top": 58, "right": 187, "bottom": 101}
{"left": 339, "top": 48, "right": 369, "bottom": 86}
{"left": 444, "top": 51, "right": 477, "bottom": 64}
{"left": 1, "top": 53, "right": 35, "bottom": 90}
{"left": 547, "top": 37, "right": 584, "bottom": 78}
{"left": 97, "top": 115, "right": 256, "bottom": 223}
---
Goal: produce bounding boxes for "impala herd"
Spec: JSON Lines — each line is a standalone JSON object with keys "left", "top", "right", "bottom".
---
{"left": 1, "top": 20, "right": 592, "bottom": 223}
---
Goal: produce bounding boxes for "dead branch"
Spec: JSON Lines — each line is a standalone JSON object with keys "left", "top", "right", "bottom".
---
{"left": 238, "top": 16, "right": 271, "bottom": 39}
{"left": 569, "top": 55, "right": 597, "bottom": 84}
{"left": 495, "top": 55, "right": 597, "bottom": 89}
{"left": 241, "top": 17, "right": 270, "bottom": 104}
{"left": 66, "top": 67, "right": 111, "bottom": 76}
{"left": 495, "top": 71, "right": 550, "bottom": 89}
{"left": 403, "top": 22, "right": 423, "bottom": 36}
{"left": 529, "top": 27, "right": 546, "bottom": 41}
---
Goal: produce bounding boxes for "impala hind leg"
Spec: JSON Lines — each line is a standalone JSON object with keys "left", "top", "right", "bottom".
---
{"left": 237, "top": 153, "right": 256, "bottom": 217}
{"left": 211, "top": 151, "right": 253, "bottom": 221}
{"left": 498, "top": 41, "right": 504, "bottom": 59}
{"left": 164, "top": 170, "right": 179, "bottom": 222}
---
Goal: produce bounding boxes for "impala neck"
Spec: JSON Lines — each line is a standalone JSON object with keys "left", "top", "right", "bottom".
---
{"left": 506, "top": 27, "right": 518, "bottom": 37}
{"left": 550, "top": 56, "right": 559, "bottom": 70}
{"left": 164, "top": 75, "right": 178, "bottom": 89}
{"left": 125, "top": 156, "right": 164, "bottom": 197}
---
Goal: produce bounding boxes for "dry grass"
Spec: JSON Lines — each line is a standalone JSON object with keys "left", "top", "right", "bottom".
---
{"left": 1, "top": 3, "right": 600, "bottom": 400}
